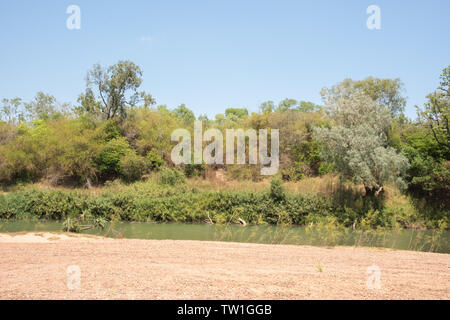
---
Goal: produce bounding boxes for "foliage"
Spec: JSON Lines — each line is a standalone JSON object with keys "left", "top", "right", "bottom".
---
{"left": 119, "top": 153, "right": 148, "bottom": 182}
{"left": 146, "top": 150, "right": 164, "bottom": 171}
{"left": 270, "top": 177, "right": 285, "bottom": 201}
{"left": 0, "top": 61, "right": 448, "bottom": 223}
{"left": 417, "top": 66, "right": 449, "bottom": 151}
{"left": 314, "top": 87, "right": 409, "bottom": 192}
{"left": 159, "top": 167, "right": 186, "bottom": 186}
{"left": 322, "top": 77, "right": 406, "bottom": 116}
{"left": 0, "top": 178, "right": 443, "bottom": 230}
{"left": 95, "top": 137, "right": 134, "bottom": 178}
{"left": 79, "top": 61, "right": 155, "bottom": 120}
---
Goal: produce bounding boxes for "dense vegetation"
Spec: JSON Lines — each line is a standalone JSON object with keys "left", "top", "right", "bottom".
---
{"left": 0, "top": 176, "right": 445, "bottom": 230}
{"left": 0, "top": 61, "right": 448, "bottom": 229}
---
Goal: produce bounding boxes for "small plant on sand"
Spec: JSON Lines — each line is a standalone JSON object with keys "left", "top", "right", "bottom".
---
{"left": 316, "top": 261, "right": 323, "bottom": 272}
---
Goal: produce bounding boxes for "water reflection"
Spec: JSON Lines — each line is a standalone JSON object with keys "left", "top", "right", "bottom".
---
{"left": 0, "top": 221, "right": 448, "bottom": 253}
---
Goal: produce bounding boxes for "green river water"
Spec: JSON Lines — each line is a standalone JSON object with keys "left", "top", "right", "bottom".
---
{"left": 0, "top": 221, "right": 448, "bottom": 253}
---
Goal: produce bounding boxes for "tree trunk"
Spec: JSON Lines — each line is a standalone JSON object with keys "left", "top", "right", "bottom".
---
{"left": 365, "top": 186, "right": 384, "bottom": 197}
{"left": 364, "top": 186, "right": 375, "bottom": 197}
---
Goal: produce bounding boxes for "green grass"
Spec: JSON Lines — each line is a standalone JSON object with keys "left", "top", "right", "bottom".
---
{"left": 0, "top": 176, "right": 447, "bottom": 230}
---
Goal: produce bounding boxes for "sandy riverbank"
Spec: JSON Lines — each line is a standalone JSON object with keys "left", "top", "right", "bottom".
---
{"left": 0, "top": 232, "right": 448, "bottom": 299}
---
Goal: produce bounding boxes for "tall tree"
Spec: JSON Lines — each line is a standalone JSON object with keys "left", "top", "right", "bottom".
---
{"left": 1, "top": 97, "right": 23, "bottom": 124}
{"left": 79, "top": 61, "right": 155, "bottom": 120}
{"left": 314, "top": 86, "right": 409, "bottom": 194}
{"left": 24, "top": 92, "right": 66, "bottom": 120}
{"left": 173, "top": 104, "right": 195, "bottom": 125}
{"left": 418, "top": 66, "right": 450, "bottom": 152}
{"left": 321, "top": 77, "right": 406, "bottom": 116}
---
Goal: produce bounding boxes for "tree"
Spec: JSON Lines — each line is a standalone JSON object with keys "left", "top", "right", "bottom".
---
{"left": 418, "top": 66, "right": 450, "bottom": 152}
{"left": 321, "top": 77, "right": 406, "bottom": 116}
{"left": 79, "top": 61, "right": 155, "bottom": 120}
{"left": 224, "top": 108, "right": 248, "bottom": 119}
{"left": 24, "top": 92, "right": 65, "bottom": 120}
{"left": 259, "top": 100, "right": 276, "bottom": 114}
{"left": 1, "top": 98, "right": 24, "bottom": 124}
{"left": 297, "top": 101, "right": 320, "bottom": 112}
{"left": 313, "top": 87, "right": 409, "bottom": 194}
{"left": 399, "top": 123, "right": 449, "bottom": 208}
{"left": 353, "top": 77, "right": 406, "bottom": 115}
{"left": 277, "top": 99, "right": 297, "bottom": 112}
{"left": 173, "top": 104, "right": 195, "bottom": 125}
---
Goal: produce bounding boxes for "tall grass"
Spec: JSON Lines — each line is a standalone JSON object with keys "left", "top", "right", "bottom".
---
{"left": 0, "top": 175, "right": 446, "bottom": 231}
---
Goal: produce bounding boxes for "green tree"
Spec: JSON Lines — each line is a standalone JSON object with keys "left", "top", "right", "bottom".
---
{"left": 297, "top": 101, "right": 320, "bottom": 112}
{"left": 1, "top": 98, "right": 24, "bottom": 124}
{"left": 79, "top": 61, "right": 155, "bottom": 120}
{"left": 24, "top": 92, "right": 65, "bottom": 120}
{"left": 225, "top": 108, "right": 248, "bottom": 119}
{"left": 277, "top": 99, "right": 297, "bottom": 112}
{"left": 173, "top": 104, "right": 195, "bottom": 125}
{"left": 259, "top": 100, "right": 276, "bottom": 114}
{"left": 417, "top": 66, "right": 449, "bottom": 151}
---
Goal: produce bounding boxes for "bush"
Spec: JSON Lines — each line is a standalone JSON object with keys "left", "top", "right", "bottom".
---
{"left": 280, "top": 163, "right": 304, "bottom": 181}
{"left": 119, "top": 154, "right": 148, "bottom": 182}
{"left": 159, "top": 167, "right": 186, "bottom": 186}
{"left": 146, "top": 150, "right": 164, "bottom": 171}
{"left": 95, "top": 137, "right": 133, "bottom": 178}
{"left": 184, "top": 164, "right": 206, "bottom": 178}
{"left": 270, "top": 177, "right": 285, "bottom": 201}
{"left": 0, "top": 180, "right": 440, "bottom": 229}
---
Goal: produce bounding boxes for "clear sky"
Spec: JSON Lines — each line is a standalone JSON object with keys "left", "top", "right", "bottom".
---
{"left": 0, "top": 0, "right": 449, "bottom": 119}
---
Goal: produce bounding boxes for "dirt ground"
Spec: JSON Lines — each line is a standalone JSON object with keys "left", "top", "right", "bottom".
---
{"left": 0, "top": 232, "right": 448, "bottom": 300}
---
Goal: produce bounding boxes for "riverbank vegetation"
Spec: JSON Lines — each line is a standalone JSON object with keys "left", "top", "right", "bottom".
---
{"left": 0, "top": 173, "right": 446, "bottom": 232}
{"left": 0, "top": 62, "right": 448, "bottom": 231}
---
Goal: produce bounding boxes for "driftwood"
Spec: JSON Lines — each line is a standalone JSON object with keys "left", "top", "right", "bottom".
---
{"left": 238, "top": 218, "right": 247, "bottom": 226}
{"left": 79, "top": 225, "right": 95, "bottom": 231}
{"left": 205, "top": 212, "right": 214, "bottom": 224}
{"left": 375, "top": 187, "right": 384, "bottom": 196}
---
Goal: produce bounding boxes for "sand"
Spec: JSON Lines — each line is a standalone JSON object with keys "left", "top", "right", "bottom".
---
{"left": 0, "top": 232, "right": 448, "bottom": 300}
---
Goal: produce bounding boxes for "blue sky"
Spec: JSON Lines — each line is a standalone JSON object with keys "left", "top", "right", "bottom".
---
{"left": 0, "top": 0, "right": 449, "bottom": 119}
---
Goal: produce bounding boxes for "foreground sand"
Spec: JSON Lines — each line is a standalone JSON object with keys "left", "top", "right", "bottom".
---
{"left": 0, "top": 232, "right": 448, "bottom": 300}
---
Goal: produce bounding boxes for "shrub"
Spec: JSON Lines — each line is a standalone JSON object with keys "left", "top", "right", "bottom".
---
{"left": 146, "top": 150, "right": 164, "bottom": 171}
{"left": 0, "top": 180, "right": 439, "bottom": 229}
{"left": 119, "top": 154, "right": 148, "bottom": 182}
{"left": 184, "top": 164, "right": 206, "bottom": 178}
{"left": 95, "top": 137, "right": 133, "bottom": 178}
{"left": 270, "top": 177, "right": 285, "bottom": 201}
{"left": 159, "top": 167, "right": 186, "bottom": 186}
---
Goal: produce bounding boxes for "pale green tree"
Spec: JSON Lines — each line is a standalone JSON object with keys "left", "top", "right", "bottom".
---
{"left": 1, "top": 97, "right": 24, "bottom": 124}
{"left": 24, "top": 92, "right": 64, "bottom": 120}
{"left": 321, "top": 77, "right": 406, "bottom": 116}
{"left": 314, "top": 87, "right": 409, "bottom": 194}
